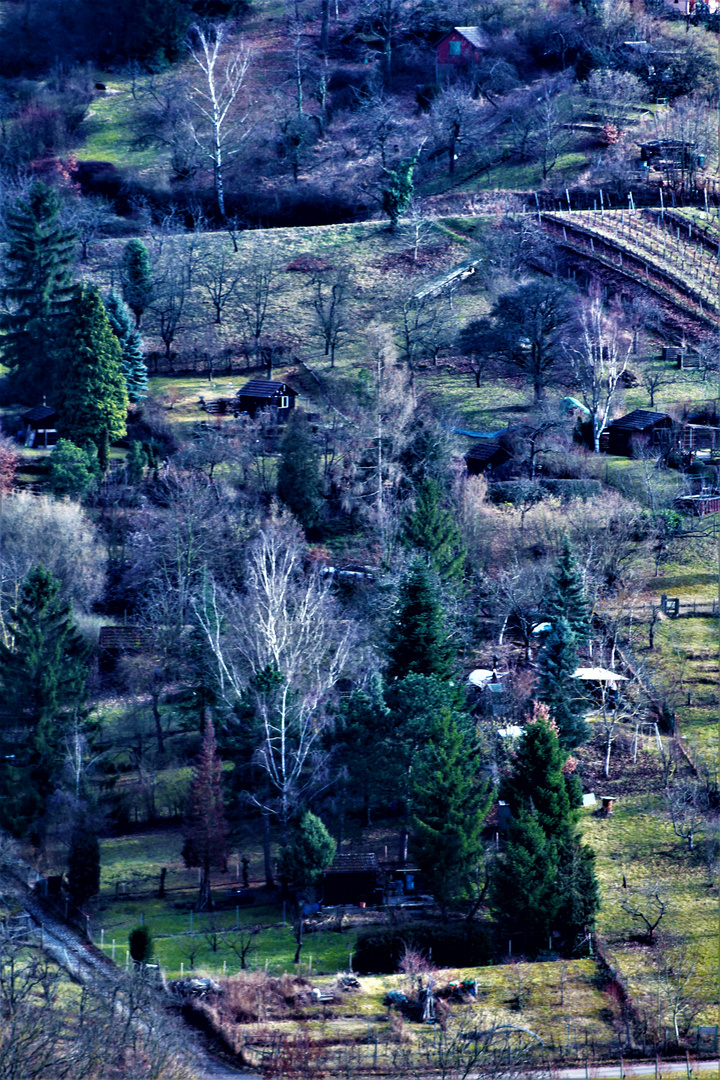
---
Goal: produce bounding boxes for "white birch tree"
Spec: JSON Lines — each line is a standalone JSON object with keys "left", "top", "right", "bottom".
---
{"left": 566, "top": 294, "right": 631, "bottom": 453}
{"left": 193, "top": 512, "right": 354, "bottom": 842}
{"left": 186, "top": 24, "right": 251, "bottom": 218}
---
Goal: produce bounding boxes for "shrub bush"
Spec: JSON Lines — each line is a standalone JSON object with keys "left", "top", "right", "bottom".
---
{"left": 353, "top": 921, "right": 493, "bottom": 974}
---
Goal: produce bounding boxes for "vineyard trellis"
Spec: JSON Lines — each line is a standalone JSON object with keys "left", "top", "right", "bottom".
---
{"left": 539, "top": 208, "right": 720, "bottom": 326}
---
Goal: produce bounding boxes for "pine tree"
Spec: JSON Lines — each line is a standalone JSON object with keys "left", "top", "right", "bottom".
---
{"left": 277, "top": 411, "right": 323, "bottom": 529}
{"left": 548, "top": 537, "right": 590, "bottom": 644}
{"left": 0, "top": 182, "right": 76, "bottom": 402}
{"left": 121, "top": 239, "right": 153, "bottom": 327}
{"left": 405, "top": 478, "right": 466, "bottom": 582}
{"left": 104, "top": 290, "right": 148, "bottom": 402}
{"left": 386, "top": 559, "right": 453, "bottom": 681}
{"left": 67, "top": 818, "right": 101, "bottom": 906}
{"left": 182, "top": 718, "right": 229, "bottom": 910}
{"left": 536, "top": 617, "right": 588, "bottom": 749}
{"left": 411, "top": 711, "right": 493, "bottom": 916}
{"left": 0, "top": 566, "right": 90, "bottom": 838}
{"left": 53, "top": 285, "right": 128, "bottom": 461}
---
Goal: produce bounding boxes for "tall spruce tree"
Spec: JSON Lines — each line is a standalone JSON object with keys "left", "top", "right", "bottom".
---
{"left": 104, "top": 290, "right": 148, "bottom": 402}
{"left": 335, "top": 679, "right": 391, "bottom": 825}
{"left": 548, "top": 537, "right": 590, "bottom": 644}
{"left": 411, "top": 711, "right": 493, "bottom": 916}
{"left": 1, "top": 182, "right": 76, "bottom": 402}
{"left": 277, "top": 411, "right": 323, "bottom": 529}
{"left": 54, "top": 285, "right": 128, "bottom": 465}
{"left": 67, "top": 817, "right": 101, "bottom": 906}
{"left": 0, "top": 566, "right": 90, "bottom": 838}
{"left": 536, "top": 617, "right": 588, "bottom": 749}
{"left": 492, "top": 713, "right": 599, "bottom": 954}
{"left": 386, "top": 559, "right": 453, "bottom": 681}
{"left": 121, "top": 239, "right": 153, "bottom": 327}
{"left": 182, "top": 718, "right": 229, "bottom": 910}
{"left": 405, "top": 478, "right": 466, "bottom": 582}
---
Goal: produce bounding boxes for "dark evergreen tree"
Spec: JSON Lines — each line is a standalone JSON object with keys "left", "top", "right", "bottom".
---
{"left": 54, "top": 285, "right": 128, "bottom": 462}
{"left": 0, "top": 182, "right": 76, "bottom": 402}
{"left": 129, "top": 925, "right": 154, "bottom": 964}
{"left": 411, "top": 711, "right": 493, "bottom": 916}
{"left": 536, "top": 617, "right": 588, "bottom": 749}
{"left": 104, "top": 290, "right": 148, "bottom": 402}
{"left": 382, "top": 154, "right": 418, "bottom": 231}
{"left": 491, "top": 809, "right": 560, "bottom": 950}
{"left": 67, "top": 818, "right": 101, "bottom": 906}
{"left": 493, "top": 713, "right": 599, "bottom": 954}
{"left": 548, "top": 537, "right": 590, "bottom": 644}
{"left": 121, "top": 239, "right": 153, "bottom": 327}
{"left": 182, "top": 717, "right": 229, "bottom": 910}
{"left": 501, "top": 709, "right": 573, "bottom": 837}
{"left": 0, "top": 567, "right": 90, "bottom": 838}
{"left": 335, "top": 678, "right": 390, "bottom": 825}
{"left": 277, "top": 411, "right": 323, "bottom": 529}
{"left": 384, "top": 674, "right": 464, "bottom": 863}
{"left": 405, "top": 478, "right": 466, "bottom": 582}
{"left": 126, "top": 440, "right": 148, "bottom": 484}
{"left": 386, "top": 559, "right": 453, "bottom": 682}
{"left": 279, "top": 811, "right": 336, "bottom": 892}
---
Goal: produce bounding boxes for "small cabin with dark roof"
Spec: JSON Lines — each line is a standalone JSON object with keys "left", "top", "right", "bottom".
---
{"left": 21, "top": 405, "right": 58, "bottom": 448}
{"left": 322, "top": 853, "right": 382, "bottom": 907}
{"left": 435, "top": 27, "right": 488, "bottom": 79}
{"left": 465, "top": 438, "right": 511, "bottom": 476}
{"left": 234, "top": 380, "right": 298, "bottom": 420}
{"left": 600, "top": 410, "right": 674, "bottom": 457}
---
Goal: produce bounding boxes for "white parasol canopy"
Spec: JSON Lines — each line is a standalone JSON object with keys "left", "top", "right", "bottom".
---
{"left": 572, "top": 667, "right": 629, "bottom": 687}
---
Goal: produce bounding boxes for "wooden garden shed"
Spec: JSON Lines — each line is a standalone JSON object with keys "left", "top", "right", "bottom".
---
{"left": 465, "top": 439, "right": 511, "bottom": 475}
{"left": 435, "top": 27, "right": 488, "bottom": 80}
{"left": 21, "top": 405, "right": 58, "bottom": 448}
{"left": 600, "top": 410, "right": 673, "bottom": 457}
{"left": 234, "top": 380, "right": 297, "bottom": 420}
{"left": 322, "top": 853, "right": 382, "bottom": 907}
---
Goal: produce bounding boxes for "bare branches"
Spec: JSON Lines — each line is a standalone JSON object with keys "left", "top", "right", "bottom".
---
{"left": 619, "top": 882, "right": 667, "bottom": 942}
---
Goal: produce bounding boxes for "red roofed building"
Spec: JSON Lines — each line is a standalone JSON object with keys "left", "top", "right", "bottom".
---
{"left": 435, "top": 27, "right": 488, "bottom": 80}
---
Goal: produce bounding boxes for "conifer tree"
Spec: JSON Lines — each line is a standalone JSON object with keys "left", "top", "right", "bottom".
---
{"left": 386, "top": 559, "right": 453, "bottom": 682}
{"left": 536, "top": 617, "right": 588, "bottom": 749}
{"left": 182, "top": 718, "right": 229, "bottom": 910}
{"left": 493, "top": 713, "right": 599, "bottom": 954}
{"left": 0, "top": 566, "right": 90, "bottom": 838}
{"left": 104, "top": 290, "right": 148, "bottom": 402}
{"left": 277, "top": 411, "right": 323, "bottom": 529}
{"left": 411, "top": 711, "right": 493, "bottom": 916}
{"left": 405, "top": 478, "right": 466, "bottom": 582}
{"left": 54, "top": 285, "right": 128, "bottom": 462}
{"left": 336, "top": 679, "right": 390, "bottom": 825}
{"left": 67, "top": 818, "right": 101, "bottom": 906}
{"left": 382, "top": 154, "right": 418, "bottom": 231}
{"left": 121, "top": 239, "right": 154, "bottom": 327}
{"left": 548, "top": 537, "right": 590, "bottom": 644}
{"left": 279, "top": 811, "right": 336, "bottom": 892}
{"left": 491, "top": 809, "right": 560, "bottom": 948}
{"left": 1, "top": 182, "right": 76, "bottom": 401}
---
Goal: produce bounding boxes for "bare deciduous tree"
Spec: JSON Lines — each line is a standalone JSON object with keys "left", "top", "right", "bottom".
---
{"left": 194, "top": 512, "right": 354, "bottom": 845}
{"left": 187, "top": 23, "right": 252, "bottom": 218}
{"left": 565, "top": 293, "right": 631, "bottom": 453}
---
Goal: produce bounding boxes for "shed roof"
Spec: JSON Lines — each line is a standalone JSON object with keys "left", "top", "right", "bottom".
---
{"left": 22, "top": 405, "right": 56, "bottom": 423}
{"left": 236, "top": 379, "right": 297, "bottom": 398}
{"left": 465, "top": 439, "right": 502, "bottom": 465}
{"left": 326, "top": 853, "right": 380, "bottom": 874}
{"left": 608, "top": 409, "right": 671, "bottom": 432}
{"left": 438, "top": 26, "right": 488, "bottom": 49}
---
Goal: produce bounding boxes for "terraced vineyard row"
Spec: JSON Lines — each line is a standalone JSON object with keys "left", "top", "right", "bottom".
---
{"left": 663, "top": 205, "right": 720, "bottom": 249}
{"left": 540, "top": 209, "right": 720, "bottom": 325}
